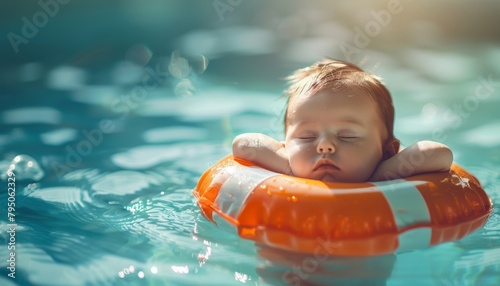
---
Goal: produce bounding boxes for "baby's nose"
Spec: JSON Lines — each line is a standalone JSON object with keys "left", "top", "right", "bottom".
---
{"left": 317, "top": 139, "right": 335, "bottom": 153}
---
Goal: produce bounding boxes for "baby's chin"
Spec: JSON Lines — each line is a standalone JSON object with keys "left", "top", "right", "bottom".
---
{"left": 318, "top": 174, "right": 368, "bottom": 183}
{"left": 319, "top": 174, "right": 337, "bottom": 182}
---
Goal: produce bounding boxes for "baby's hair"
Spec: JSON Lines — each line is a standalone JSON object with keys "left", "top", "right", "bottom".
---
{"left": 284, "top": 58, "right": 396, "bottom": 144}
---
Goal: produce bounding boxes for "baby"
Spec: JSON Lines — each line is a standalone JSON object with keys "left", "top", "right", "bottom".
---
{"left": 232, "top": 59, "right": 453, "bottom": 183}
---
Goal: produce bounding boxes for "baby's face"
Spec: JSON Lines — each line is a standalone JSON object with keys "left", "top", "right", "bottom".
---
{"left": 284, "top": 89, "right": 387, "bottom": 182}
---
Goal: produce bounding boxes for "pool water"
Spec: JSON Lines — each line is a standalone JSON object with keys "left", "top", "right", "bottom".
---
{"left": 2, "top": 1, "right": 500, "bottom": 284}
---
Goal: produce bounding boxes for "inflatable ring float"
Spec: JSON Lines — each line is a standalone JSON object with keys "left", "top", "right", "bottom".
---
{"left": 193, "top": 155, "right": 493, "bottom": 256}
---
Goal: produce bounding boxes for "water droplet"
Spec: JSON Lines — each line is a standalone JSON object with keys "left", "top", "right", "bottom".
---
{"left": 6, "top": 154, "right": 44, "bottom": 181}
{"left": 267, "top": 190, "right": 272, "bottom": 196}
{"left": 279, "top": 186, "right": 285, "bottom": 193}
{"left": 197, "top": 253, "right": 207, "bottom": 263}
{"left": 260, "top": 184, "right": 267, "bottom": 190}
{"left": 291, "top": 196, "right": 298, "bottom": 202}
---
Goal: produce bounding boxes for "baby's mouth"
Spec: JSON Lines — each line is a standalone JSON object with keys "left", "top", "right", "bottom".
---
{"left": 313, "top": 159, "right": 340, "bottom": 172}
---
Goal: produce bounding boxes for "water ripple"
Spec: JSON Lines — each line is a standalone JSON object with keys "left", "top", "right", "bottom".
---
{"left": 24, "top": 186, "right": 102, "bottom": 229}
{"left": 118, "top": 188, "right": 198, "bottom": 244}
{"left": 92, "top": 171, "right": 163, "bottom": 195}
{"left": 47, "top": 65, "right": 87, "bottom": 90}
{"left": 452, "top": 248, "right": 500, "bottom": 286}
{"left": 462, "top": 122, "right": 500, "bottom": 147}
{"left": 40, "top": 128, "right": 78, "bottom": 145}
{"left": 110, "top": 143, "right": 216, "bottom": 169}
{"left": 1, "top": 107, "right": 62, "bottom": 125}
{"left": 142, "top": 126, "right": 208, "bottom": 143}
{"left": 28, "top": 186, "right": 87, "bottom": 206}
{"left": 484, "top": 214, "right": 500, "bottom": 231}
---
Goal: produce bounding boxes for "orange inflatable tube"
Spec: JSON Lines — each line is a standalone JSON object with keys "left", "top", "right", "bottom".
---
{"left": 193, "top": 155, "right": 493, "bottom": 256}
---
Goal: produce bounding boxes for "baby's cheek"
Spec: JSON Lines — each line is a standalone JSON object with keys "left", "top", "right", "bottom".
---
{"left": 359, "top": 154, "right": 382, "bottom": 180}
{"left": 288, "top": 154, "right": 300, "bottom": 172}
{"left": 288, "top": 153, "right": 307, "bottom": 177}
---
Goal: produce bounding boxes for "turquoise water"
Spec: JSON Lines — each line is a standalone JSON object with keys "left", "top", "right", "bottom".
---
{"left": 0, "top": 58, "right": 499, "bottom": 285}
{"left": 1, "top": 1, "right": 500, "bottom": 285}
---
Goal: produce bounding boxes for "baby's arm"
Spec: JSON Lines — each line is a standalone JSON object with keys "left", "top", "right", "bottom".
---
{"left": 370, "top": 141, "right": 453, "bottom": 181}
{"left": 232, "top": 133, "right": 292, "bottom": 175}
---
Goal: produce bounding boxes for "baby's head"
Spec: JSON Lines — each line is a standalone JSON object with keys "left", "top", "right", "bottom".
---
{"left": 283, "top": 59, "right": 399, "bottom": 182}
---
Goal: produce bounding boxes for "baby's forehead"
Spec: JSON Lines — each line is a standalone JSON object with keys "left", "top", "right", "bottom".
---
{"left": 285, "top": 89, "right": 389, "bottom": 135}
{"left": 287, "top": 87, "right": 374, "bottom": 110}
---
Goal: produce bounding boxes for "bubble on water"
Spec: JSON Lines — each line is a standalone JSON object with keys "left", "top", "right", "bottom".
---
{"left": 168, "top": 50, "right": 191, "bottom": 79}
{"left": 6, "top": 154, "right": 44, "bottom": 181}
{"left": 192, "top": 54, "right": 209, "bottom": 75}
{"left": 125, "top": 44, "right": 153, "bottom": 67}
{"left": 421, "top": 102, "right": 439, "bottom": 119}
{"left": 174, "top": 79, "right": 196, "bottom": 97}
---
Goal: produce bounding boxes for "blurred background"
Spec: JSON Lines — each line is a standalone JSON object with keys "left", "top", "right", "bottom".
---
{"left": 2, "top": 0, "right": 500, "bottom": 84}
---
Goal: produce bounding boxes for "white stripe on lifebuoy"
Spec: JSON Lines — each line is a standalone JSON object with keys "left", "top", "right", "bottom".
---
{"left": 375, "top": 179, "right": 432, "bottom": 251}
{"left": 216, "top": 166, "right": 277, "bottom": 220}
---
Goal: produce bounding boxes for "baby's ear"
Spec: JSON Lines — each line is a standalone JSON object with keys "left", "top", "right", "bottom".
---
{"left": 382, "top": 138, "right": 400, "bottom": 160}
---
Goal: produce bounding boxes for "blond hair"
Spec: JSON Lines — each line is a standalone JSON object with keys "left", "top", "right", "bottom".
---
{"left": 284, "top": 59, "right": 396, "bottom": 143}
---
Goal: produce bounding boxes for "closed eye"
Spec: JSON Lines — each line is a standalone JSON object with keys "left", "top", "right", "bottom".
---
{"left": 338, "top": 136, "right": 358, "bottom": 142}
{"left": 298, "top": 136, "right": 317, "bottom": 140}
{"left": 296, "top": 131, "right": 317, "bottom": 140}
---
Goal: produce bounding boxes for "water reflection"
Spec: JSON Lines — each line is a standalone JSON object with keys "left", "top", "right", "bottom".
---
{"left": 256, "top": 245, "right": 396, "bottom": 286}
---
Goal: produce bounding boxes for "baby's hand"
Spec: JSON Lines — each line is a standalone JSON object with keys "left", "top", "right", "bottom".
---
{"left": 370, "top": 141, "right": 453, "bottom": 181}
{"left": 233, "top": 133, "right": 292, "bottom": 175}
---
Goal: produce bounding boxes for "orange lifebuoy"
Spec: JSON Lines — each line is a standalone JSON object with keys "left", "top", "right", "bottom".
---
{"left": 193, "top": 155, "right": 493, "bottom": 256}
